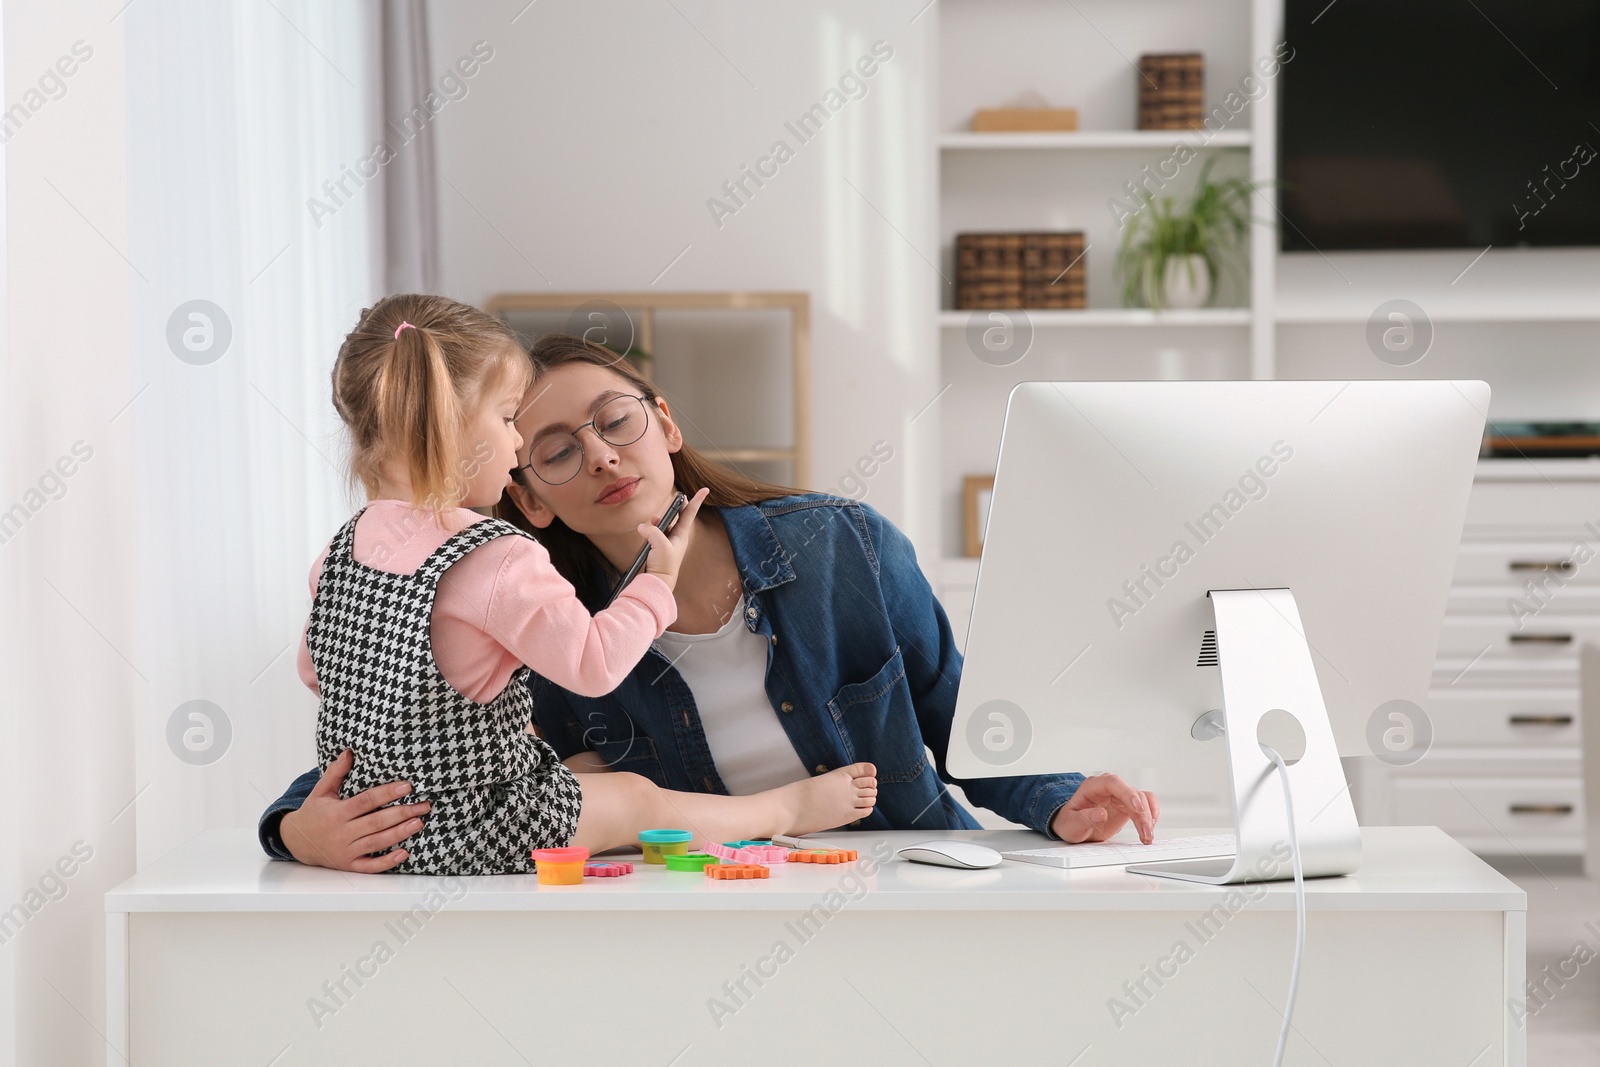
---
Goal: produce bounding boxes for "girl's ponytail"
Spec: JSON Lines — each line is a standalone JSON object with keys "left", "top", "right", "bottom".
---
{"left": 377, "top": 323, "right": 465, "bottom": 511}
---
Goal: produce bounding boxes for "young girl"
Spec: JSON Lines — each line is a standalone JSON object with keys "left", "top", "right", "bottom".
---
{"left": 298, "top": 294, "right": 876, "bottom": 875}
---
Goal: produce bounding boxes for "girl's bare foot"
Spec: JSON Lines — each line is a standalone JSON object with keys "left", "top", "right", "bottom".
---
{"left": 779, "top": 762, "right": 877, "bottom": 835}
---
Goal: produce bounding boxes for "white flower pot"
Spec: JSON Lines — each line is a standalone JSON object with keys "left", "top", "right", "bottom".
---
{"left": 1152, "top": 254, "right": 1212, "bottom": 310}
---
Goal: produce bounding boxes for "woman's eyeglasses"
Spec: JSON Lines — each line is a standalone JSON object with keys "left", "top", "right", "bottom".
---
{"left": 515, "top": 394, "right": 651, "bottom": 486}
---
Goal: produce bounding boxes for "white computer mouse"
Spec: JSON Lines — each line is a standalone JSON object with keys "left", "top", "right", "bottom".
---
{"left": 897, "top": 839, "right": 1003, "bottom": 869}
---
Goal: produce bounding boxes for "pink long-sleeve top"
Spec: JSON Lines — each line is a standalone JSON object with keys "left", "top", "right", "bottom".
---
{"left": 297, "top": 499, "right": 676, "bottom": 702}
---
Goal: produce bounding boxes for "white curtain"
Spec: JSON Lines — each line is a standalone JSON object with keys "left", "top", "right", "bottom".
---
{"left": 3, "top": 2, "right": 384, "bottom": 1062}
{"left": 1, "top": 13, "right": 13, "bottom": 1061}
{"left": 124, "top": 1, "right": 382, "bottom": 861}
{"left": 382, "top": 0, "right": 441, "bottom": 292}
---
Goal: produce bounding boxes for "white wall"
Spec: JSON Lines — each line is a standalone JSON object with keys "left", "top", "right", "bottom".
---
{"left": 1276, "top": 247, "right": 1600, "bottom": 420}
{"left": 2, "top": 4, "right": 135, "bottom": 1064}
{"left": 426, "top": 0, "right": 941, "bottom": 556}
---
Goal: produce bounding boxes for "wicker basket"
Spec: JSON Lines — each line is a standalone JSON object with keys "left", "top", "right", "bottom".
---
{"left": 1138, "top": 53, "right": 1205, "bottom": 131}
{"left": 1022, "top": 232, "right": 1086, "bottom": 309}
{"left": 956, "top": 232, "right": 1086, "bottom": 310}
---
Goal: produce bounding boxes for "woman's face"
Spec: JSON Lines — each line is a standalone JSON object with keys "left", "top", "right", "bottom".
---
{"left": 506, "top": 361, "right": 683, "bottom": 537}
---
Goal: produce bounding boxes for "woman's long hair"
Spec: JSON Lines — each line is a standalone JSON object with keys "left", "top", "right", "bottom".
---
{"left": 495, "top": 333, "right": 797, "bottom": 598}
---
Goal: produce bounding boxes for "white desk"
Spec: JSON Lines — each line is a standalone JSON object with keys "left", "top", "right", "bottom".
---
{"left": 106, "top": 826, "right": 1526, "bottom": 1066}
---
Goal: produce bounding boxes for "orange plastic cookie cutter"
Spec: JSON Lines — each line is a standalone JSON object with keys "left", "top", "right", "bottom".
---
{"left": 788, "top": 848, "right": 858, "bottom": 864}
{"left": 706, "top": 863, "right": 770, "bottom": 880}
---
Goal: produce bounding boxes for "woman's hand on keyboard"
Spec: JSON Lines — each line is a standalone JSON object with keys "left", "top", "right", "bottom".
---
{"left": 1050, "top": 773, "right": 1160, "bottom": 844}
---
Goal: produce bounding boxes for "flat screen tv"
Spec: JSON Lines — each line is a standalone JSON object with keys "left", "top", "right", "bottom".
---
{"left": 1279, "top": 0, "right": 1600, "bottom": 250}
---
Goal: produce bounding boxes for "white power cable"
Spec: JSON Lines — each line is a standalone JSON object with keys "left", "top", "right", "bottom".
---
{"left": 1259, "top": 743, "right": 1305, "bottom": 1067}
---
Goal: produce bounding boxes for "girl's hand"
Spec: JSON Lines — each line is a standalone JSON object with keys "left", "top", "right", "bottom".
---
{"left": 637, "top": 487, "right": 709, "bottom": 592}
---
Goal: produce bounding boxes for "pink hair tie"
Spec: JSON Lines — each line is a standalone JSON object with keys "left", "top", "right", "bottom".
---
{"left": 394, "top": 321, "right": 416, "bottom": 339}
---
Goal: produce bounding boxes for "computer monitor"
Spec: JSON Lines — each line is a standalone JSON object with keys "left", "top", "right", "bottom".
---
{"left": 947, "top": 380, "right": 1488, "bottom": 882}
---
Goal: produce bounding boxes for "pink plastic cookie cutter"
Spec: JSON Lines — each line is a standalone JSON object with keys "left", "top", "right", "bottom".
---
{"left": 583, "top": 861, "right": 634, "bottom": 877}
{"left": 703, "top": 841, "right": 790, "bottom": 865}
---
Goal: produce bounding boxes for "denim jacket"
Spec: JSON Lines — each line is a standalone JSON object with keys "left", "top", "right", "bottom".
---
{"left": 259, "top": 494, "right": 1084, "bottom": 859}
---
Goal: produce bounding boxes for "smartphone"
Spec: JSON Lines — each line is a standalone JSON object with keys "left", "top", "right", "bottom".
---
{"left": 601, "top": 491, "right": 689, "bottom": 609}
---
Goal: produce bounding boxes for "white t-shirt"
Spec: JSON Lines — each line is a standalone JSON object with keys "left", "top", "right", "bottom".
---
{"left": 654, "top": 597, "right": 812, "bottom": 795}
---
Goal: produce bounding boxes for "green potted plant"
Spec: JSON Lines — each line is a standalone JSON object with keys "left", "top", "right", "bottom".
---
{"left": 1116, "top": 157, "right": 1258, "bottom": 311}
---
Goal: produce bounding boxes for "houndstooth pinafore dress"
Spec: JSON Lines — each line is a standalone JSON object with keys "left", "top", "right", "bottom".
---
{"left": 307, "top": 509, "right": 584, "bottom": 876}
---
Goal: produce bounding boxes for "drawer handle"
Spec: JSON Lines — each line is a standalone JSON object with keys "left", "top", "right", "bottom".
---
{"left": 1509, "top": 803, "right": 1574, "bottom": 815}
{"left": 1509, "top": 560, "right": 1575, "bottom": 574}
{"left": 1508, "top": 633, "right": 1573, "bottom": 644}
{"left": 1508, "top": 714, "right": 1574, "bottom": 726}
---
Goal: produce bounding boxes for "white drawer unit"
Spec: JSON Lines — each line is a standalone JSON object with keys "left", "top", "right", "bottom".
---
{"left": 1448, "top": 584, "right": 1600, "bottom": 614}
{"left": 1452, "top": 541, "right": 1599, "bottom": 585}
{"left": 1437, "top": 615, "right": 1600, "bottom": 655}
{"left": 1390, "top": 772, "right": 1584, "bottom": 855}
{"left": 1362, "top": 460, "right": 1600, "bottom": 857}
{"left": 1430, "top": 656, "right": 1575, "bottom": 690}
{"left": 1426, "top": 689, "right": 1582, "bottom": 748}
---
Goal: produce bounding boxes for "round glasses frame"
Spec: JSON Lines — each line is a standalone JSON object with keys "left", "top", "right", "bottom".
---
{"left": 514, "top": 393, "right": 652, "bottom": 486}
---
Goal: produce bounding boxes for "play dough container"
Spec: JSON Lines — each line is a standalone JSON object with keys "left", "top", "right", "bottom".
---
{"left": 638, "top": 829, "right": 693, "bottom": 864}
{"left": 664, "top": 853, "right": 720, "bottom": 873}
{"left": 531, "top": 847, "right": 589, "bottom": 885}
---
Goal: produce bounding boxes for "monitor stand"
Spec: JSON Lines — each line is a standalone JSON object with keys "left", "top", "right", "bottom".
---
{"left": 1127, "top": 588, "right": 1363, "bottom": 885}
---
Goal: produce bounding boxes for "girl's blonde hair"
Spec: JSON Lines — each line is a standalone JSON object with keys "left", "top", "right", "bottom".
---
{"left": 332, "top": 294, "right": 530, "bottom": 517}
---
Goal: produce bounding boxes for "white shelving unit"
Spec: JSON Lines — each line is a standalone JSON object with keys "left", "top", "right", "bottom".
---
{"left": 939, "top": 129, "right": 1253, "bottom": 151}
{"left": 936, "top": 308, "right": 1252, "bottom": 328}
{"left": 932, "top": 0, "right": 1274, "bottom": 558}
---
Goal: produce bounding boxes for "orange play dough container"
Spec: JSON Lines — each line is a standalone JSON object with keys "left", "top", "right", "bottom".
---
{"left": 531, "top": 847, "right": 590, "bottom": 885}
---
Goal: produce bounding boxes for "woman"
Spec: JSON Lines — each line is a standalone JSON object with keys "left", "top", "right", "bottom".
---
{"left": 260, "top": 334, "right": 1159, "bottom": 872}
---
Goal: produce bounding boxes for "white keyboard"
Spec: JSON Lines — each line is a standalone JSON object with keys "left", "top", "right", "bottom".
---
{"left": 1002, "top": 833, "right": 1237, "bottom": 870}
